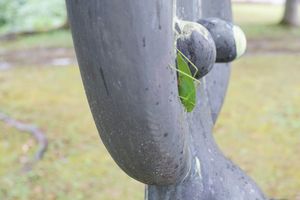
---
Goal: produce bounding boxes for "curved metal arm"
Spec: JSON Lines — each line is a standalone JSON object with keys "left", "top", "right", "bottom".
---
{"left": 67, "top": 0, "right": 267, "bottom": 199}
{"left": 66, "top": 0, "right": 191, "bottom": 185}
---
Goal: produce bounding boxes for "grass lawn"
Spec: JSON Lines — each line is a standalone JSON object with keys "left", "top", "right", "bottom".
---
{"left": 0, "top": 66, "right": 143, "bottom": 200}
{"left": 0, "top": 30, "right": 73, "bottom": 51}
{"left": 216, "top": 55, "right": 300, "bottom": 199}
{"left": 0, "top": 3, "right": 299, "bottom": 200}
{"left": 233, "top": 3, "right": 300, "bottom": 39}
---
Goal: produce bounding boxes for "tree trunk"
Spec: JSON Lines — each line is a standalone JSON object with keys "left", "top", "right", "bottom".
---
{"left": 281, "top": 0, "right": 300, "bottom": 27}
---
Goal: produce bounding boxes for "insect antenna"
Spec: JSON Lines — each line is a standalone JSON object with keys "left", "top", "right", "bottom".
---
{"left": 168, "top": 64, "right": 200, "bottom": 84}
{"left": 176, "top": 48, "right": 199, "bottom": 79}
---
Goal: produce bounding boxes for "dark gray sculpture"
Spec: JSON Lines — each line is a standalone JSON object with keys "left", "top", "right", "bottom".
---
{"left": 66, "top": 0, "right": 267, "bottom": 199}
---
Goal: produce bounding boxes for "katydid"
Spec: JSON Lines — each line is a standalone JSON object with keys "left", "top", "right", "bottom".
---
{"left": 170, "top": 49, "right": 200, "bottom": 112}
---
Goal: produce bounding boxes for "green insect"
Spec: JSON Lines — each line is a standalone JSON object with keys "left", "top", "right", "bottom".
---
{"left": 170, "top": 49, "right": 200, "bottom": 112}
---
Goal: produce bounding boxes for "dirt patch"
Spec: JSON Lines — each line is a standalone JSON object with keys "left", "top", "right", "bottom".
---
{"left": 246, "top": 38, "right": 300, "bottom": 55}
{"left": 1, "top": 37, "right": 299, "bottom": 69}
{"left": 0, "top": 47, "right": 77, "bottom": 69}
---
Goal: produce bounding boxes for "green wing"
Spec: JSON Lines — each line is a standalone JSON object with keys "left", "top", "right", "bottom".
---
{"left": 177, "top": 52, "right": 196, "bottom": 112}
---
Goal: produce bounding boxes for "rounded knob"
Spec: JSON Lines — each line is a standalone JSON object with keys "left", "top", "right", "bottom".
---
{"left": 176, "top": 21, "right": 216, "bottom": 79}
{"left": 197, "top": 18, "right": 247, "bottom": 63}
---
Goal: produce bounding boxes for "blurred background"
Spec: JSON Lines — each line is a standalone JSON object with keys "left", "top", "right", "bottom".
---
{"left": 0, "top": 0, "right": 299, "bottom": 199}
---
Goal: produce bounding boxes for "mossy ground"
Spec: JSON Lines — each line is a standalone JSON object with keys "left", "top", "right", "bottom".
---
{"left": 0, "top": 3, "right": 299, "bottom": 200}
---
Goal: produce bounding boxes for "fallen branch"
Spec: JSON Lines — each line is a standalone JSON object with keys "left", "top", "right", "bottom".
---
{"left": 0, "top": 112, "right": 48, "bottom": 172}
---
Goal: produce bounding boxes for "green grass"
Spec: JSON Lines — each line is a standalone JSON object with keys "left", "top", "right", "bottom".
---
{"left": 233, "top": 3, "right": 300, "bottom": 39}
{"left": 233, "top": 3, "right": 283, "bottom": 25}
{"left": 216, "top": 55, "right": 300, "bottom": 199}
{"left": 0, "top": 66, "right": 143, "bottom": 200}
{"left": 0, "top": 4, "right": 299, "bottom": 51}
{"left": 1, "top": 55, "right": 299, "bottom": 200}
{"left": 0, "top": 3, "right": 300, "bottom": 200}
{"left": 0, "top": 30, "right": 73, "bottom": 51}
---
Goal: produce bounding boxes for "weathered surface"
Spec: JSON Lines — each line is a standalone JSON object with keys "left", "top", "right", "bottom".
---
{"left": 176, "top": 21, "right": 216, "bottom": 79}
{"left": 66, "top": 0, "right": 191, "bottom": 185}
{"left": 66, "top": 0, "right": 267, "bottom": 199}
{"left": 147, "top": 0, "right": 266, "bottom": 199}
{"left": 198, "top": 18, "right": 242, "bottom": 63}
